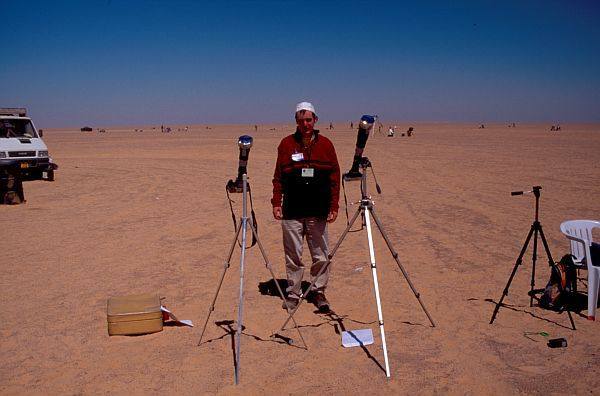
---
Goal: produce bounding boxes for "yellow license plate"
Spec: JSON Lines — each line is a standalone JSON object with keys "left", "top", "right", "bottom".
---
{"left": 20, "top": 163, "right": 29, "bottom": 169}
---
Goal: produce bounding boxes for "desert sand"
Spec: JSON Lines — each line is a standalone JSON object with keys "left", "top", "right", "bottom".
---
{"left": 1, "top": 122, "right": 599, "bottom": 394}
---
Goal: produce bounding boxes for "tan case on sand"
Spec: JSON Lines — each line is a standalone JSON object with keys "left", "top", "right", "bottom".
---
{"left": 107, "top": 293, "right": 163, "bottom": 336}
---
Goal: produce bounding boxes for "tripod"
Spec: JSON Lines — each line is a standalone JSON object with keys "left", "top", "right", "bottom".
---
{"left": 197, "top": 174, "right": 307, "bottom": 385}
{"left": 489, "top": 186, "right": 576, "bottom": 330}
{"left": 274, "top": 158, "right": 436, "bottom": 378}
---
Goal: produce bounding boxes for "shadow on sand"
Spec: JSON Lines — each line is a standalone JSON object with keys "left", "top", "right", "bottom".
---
{"left": 258, "top": 278, "right": 321, "bottom": 306}
{"left": 478, "top": 291, "right": 592, "bottom": 330}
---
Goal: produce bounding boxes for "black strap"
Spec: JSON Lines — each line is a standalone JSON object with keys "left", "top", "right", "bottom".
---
{"left": 341, "top": 176, "right": 364, "bottom": 233}
{"left": 248, "top": 188, "right": 258, "bottom": 247}
{"left": 225, "top": 186, "right": 257, "bottom": 249}
{"left": 342, "top": 176, "right": 350, "bottom": 226}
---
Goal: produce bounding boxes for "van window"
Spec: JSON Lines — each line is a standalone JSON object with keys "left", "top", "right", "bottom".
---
{"left": 0, "top": 119, "right": 37, "bottom": 138}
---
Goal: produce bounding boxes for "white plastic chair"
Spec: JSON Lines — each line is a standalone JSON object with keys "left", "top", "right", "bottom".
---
{"left": 560, "top": 220, "right": 600, "bottom": 321}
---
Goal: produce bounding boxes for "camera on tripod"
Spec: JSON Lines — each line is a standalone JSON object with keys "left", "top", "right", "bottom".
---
{"left": 490, "top": 184, "right": 576, "bottom": 330}
{"left": 226, "top": 135, "right": 253, "bottom": 193}
{"left": 200, "top": 133, "right": 308, "bottom": 384}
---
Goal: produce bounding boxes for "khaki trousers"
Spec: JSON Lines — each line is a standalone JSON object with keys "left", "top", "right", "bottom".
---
{"left": 282, "top": 217, "right": 330, "bottom": 299}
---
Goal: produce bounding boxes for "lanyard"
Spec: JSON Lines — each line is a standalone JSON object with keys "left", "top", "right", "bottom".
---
{"left": 297, "top": 135, "right": 315, "bottom": 164}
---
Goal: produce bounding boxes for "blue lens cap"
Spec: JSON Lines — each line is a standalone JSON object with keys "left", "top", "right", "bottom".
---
{"left": 361, "top": 115, "right": 375, "bottom": 124}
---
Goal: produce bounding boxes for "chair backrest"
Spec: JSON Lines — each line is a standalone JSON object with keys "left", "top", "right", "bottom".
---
{"left": 560, "top": 220, "right": 600, "bottom": 261}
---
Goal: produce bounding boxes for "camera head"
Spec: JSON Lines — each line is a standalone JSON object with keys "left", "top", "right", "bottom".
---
{"left": 227, "top": 135, "right": 254, "bottom": 193}
{"left": 511, "top": 186, "right": 542, "bottom": 196}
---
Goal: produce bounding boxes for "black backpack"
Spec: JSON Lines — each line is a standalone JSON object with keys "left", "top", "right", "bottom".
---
{"left": 539, "top": 254, "right": 577, "bottom": 310}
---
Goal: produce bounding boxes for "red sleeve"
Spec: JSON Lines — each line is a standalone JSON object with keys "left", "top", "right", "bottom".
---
{"left": 271, "top": 141, "right": 284, "bottom": 208}
{"left": 329, "top": 141, "right": 340, "bottom": 213}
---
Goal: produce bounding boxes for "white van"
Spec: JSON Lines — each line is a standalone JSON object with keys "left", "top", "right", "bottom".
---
{"left": 0, "top": 108, "right": 57, "bottom": 181}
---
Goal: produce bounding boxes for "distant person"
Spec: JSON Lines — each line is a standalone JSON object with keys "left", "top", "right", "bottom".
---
{"left": 407, "top": 127, "right": 414, "bottom": 137}
{"left": 254, "top": 124, "right": 258, "bottom": 132}
{"left": 350, "top": 122, "right": 353, "bottom": 129}
{"left": 1, "top": 122, "right": 16, "bottom": 138}
{"left": 329, "top": 122, "right": 333, "bottom": 130}
{"left": 271, "top": 101, "right": 340, "bottom": 313}
{"left": 387, "top": 126, "right": 394, "bottom": 137}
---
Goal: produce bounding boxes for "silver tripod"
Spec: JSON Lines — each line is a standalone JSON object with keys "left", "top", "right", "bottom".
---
{"left": 274, "top": 159, "right": 436, "bottom": 378}
{"left": 198, "top": 174, "right": 307, "bottom": 385}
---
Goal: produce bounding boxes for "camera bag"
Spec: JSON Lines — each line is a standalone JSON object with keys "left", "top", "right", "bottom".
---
{"left": 539, "top": 255, "right": 577, "bottom": 310}
{"left": 107, "top": 293, "right": 163, "bottom": 336}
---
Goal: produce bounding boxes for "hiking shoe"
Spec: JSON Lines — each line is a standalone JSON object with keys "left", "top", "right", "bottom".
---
{"left": 282, "top": 298, "right": 299, "bottom": 311}
{"left": 313, "top": 293, "right": 330, "bottom": 313}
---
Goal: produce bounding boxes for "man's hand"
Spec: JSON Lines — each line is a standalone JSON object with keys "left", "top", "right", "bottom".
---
{"left": 273, "top": 206, "right": 283, "bottom": 220}
{"left": 327, "top": 210, "right": 338, "bottom": 223}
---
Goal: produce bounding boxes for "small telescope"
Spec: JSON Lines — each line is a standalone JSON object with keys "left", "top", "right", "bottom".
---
{"left": 227, "top": 135, "right": 253, "bottom": 193}
{"left": 344, "top": 115, "right": 375, "bottom": 180}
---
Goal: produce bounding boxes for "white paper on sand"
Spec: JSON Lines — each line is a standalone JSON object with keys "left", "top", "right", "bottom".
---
{"left": 161, "top": 306, "right": 194, "bottom": 327}
{"left": 341, "top": 329, "right": 374, "bottom": 348}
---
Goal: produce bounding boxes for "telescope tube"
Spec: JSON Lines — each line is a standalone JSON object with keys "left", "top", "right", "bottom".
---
{"left": 347, "top": 115, "right": 375, "bottom": 176}
{"left": 236, "top": 135, "right": 253, "bottom": 182}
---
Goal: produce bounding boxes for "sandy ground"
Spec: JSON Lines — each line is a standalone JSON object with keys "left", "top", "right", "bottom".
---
{"left": 1, "top": 122, "right": 599, "bottom": 395}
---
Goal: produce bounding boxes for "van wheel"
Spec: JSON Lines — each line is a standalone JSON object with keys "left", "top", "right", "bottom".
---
{"left": 47, "top": 170, "right": 55, "bottom": 182}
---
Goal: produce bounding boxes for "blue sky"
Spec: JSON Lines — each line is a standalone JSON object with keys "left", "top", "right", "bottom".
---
{"left": 1, "top": 0, "right": 599, "bottom": 127}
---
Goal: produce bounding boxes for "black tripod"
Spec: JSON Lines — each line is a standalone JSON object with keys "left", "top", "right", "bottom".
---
{"left": 489, "top": 186, "right": 576, "bottom": 330}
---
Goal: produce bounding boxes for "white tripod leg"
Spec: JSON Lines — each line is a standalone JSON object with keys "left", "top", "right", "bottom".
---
{"left": 364, "top": 208, "right": 391, "bottom": 378}
{"left": 234, "top": 174, "right": 249, "bottom": 385}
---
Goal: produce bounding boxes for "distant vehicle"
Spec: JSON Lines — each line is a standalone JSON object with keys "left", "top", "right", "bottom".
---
{"left": 0, "top": 108, "right": 57, "bottom": 181}
{"left": 80, "top": 126, "right": 93, "bottom": 132}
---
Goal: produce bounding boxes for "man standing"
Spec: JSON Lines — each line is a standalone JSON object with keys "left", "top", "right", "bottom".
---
{"left": 272, "top": 102, "right": 340, "bottom": 312}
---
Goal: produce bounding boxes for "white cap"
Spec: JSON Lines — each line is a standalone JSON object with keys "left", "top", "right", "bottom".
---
{"left": 295, "top": 101, "right": 316, "bottom": 115}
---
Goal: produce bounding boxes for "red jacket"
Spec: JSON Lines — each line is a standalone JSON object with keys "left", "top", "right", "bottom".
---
{"left": 272, "top": 130, "right": 340, "bottom": 219}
